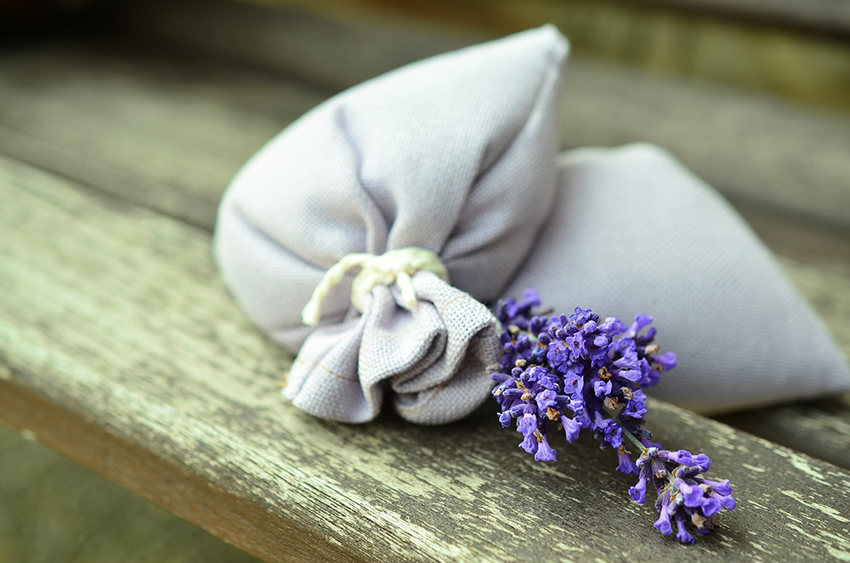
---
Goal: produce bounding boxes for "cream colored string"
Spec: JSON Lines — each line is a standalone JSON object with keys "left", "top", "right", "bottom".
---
{"left": 301, "top": 247, "right": 449, "bottom": 326}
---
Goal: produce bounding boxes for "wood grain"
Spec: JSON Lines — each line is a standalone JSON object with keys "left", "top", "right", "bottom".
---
{"left": 120, "top": 0, "right": 850, "bottom": 228}
{"left": 0, "top": 39, "right": 323, "bottom": 229}
{"left": 632, "top": 0, "right": 850, "bottom": 35}
{"left": 717, "top": 394, "right": 850, "bottom": 471}
{"left": 1, "top": 153, "right": 849, "bottom": 561}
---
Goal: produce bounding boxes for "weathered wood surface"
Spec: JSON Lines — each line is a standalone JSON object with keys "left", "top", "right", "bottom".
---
{"left": 1, "top": 152, "right": 849, "bottom": 561}
{"left": 0, "top": 39, "right": 322, "bottom": 229}
{"left": 1, "top": 2, "right": 848, "bottom": 471}
{"left": 634, "top": 0, "right": 850, "bottom": 35}
{"left": 120, "top": 0, "right": 850, "bottom": 229}
{"left": 717, "top": 394, "right": 850, "bottom": 471}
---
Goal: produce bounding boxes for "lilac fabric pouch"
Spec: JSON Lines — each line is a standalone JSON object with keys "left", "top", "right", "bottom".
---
{"left": 214, "top": 26, "right": 849, "bottom": 423}
{"left": 215, "top": 26, "right": 568, "bottom": 423}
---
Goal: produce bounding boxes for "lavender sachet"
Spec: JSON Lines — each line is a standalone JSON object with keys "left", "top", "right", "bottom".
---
{"left": 215, "top": 25, "right": 849, "bottom": 425}
{"left": 493, "top": 289, "right": 736, "bottom": 543}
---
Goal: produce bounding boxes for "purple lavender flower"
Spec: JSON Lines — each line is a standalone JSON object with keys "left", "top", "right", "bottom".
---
{"left": 626, "top": 444, "right": 736, "bottom": 542}
{"left": 493, "top": 289, "right": 735, "bottom": 544}
{"left": 633, "top": 449, "right": 737, "bottom": 544}
{"left": 535, "top": 432, "right": 558, "bottom": 462}
{"left": 495, "top": 288, "right": 541, "bottom": 331}
{"left": 492, "top": 294, "right": 675, "bottom": 467}
{"left": 617, "top": 446, "right": 638, "bottom": 474}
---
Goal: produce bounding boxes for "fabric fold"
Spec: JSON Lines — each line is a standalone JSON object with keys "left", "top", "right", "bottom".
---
{"left": 215, "top": 26, "right": 569, "bottom": 423}
{"left": 286, "top": 271, "right": 500, "bottom": 424}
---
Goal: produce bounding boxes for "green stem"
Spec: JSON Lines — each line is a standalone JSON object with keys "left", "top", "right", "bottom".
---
{"left": 607, "top": 410, "right": 647, "bottom": 453}
{"left": 608, "top": 411, "right": 678, "bottom": 486}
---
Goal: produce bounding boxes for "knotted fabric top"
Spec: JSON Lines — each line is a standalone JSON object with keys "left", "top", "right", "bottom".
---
{"left": 301, "top": 247, "right": 449, "bottom": 326}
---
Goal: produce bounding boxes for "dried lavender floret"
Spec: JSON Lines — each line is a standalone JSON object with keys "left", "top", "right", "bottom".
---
{"left": 628, "top": 445, "right": 736, "bottom": 543}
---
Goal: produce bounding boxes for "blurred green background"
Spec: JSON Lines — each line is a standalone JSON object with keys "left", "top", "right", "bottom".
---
{"left": 0, "top": 422, "right": 258, "bottom": 562}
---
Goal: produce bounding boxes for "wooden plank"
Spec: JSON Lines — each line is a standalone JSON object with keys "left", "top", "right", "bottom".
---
{"left": 717, "top": 395, "right": 850, "bottom": 471}
{"left": 1, "top": 153, "right": 850, "bottom": 561}
{"left": 561, "top": 61, "right": 850, "bottom": 231}
{"left": 632, "top": 0, "right": 850, "bottom": 36}
{"left": 119, "top": 0, "right": 850, "bottom": 229}
{"left": 272, "top": 0, "right": 850, "bottom": 39}
{"left": 0, "top": 39, "right": 324, "bottom": 229}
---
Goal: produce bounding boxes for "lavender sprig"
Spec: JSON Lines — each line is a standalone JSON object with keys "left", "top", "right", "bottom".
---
{"left": 493, "top": 289, "right": 736, "bottom": 543}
